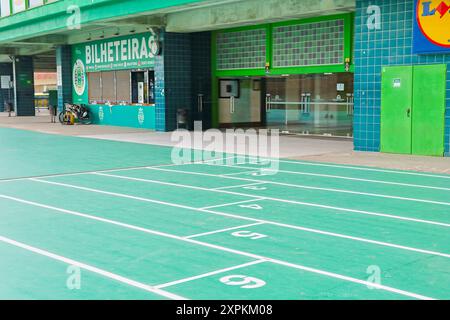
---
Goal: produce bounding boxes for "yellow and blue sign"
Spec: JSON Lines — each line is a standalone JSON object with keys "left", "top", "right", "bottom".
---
{"left": 413, "top": 0, "right": 450, "bottom": 54}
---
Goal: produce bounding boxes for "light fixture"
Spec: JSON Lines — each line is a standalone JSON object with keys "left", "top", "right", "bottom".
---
{"left": 130, "top": 29, "right": 136, "bottom": 33}
{"left": 99, "top": 31, "right": 105, "bottom": 39}
{"left": 86, "top": 33, "right": 92, "bottom": 41}
{"left": 114, "top": 29, "right": 120, "bottom": 36}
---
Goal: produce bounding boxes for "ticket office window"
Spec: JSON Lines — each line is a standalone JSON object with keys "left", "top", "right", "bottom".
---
{"left": 101, "top": 71, "right": 115, "bottom": 103}
{"left": 131, "top": 71, "right": 155, "bottom": 105}
{"left": 87, "top": 70, "right": 154, "bottom": 105}
{"left": 88, "top": 72, "right": 102, "bottom": 104}
{"left": 116, "top": 70, "right": 131, "bottom": 104}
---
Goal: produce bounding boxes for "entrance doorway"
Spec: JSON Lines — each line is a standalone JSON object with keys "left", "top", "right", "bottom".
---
{"left": 266, "top": 73, "right": 354, "bottom": 136}
{"left": 218, "top": 78, "right": 264, "bottom": 128}
{"left": 218, "top": 72, "right": 354, "bottom": 137}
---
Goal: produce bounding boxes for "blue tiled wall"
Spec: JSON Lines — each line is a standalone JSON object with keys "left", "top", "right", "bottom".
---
{"left": 155, "top": 31, "right": 212, "bottom": 132}
{"left": 191, "top": 32, "right": 212, "bottom": 130}
{"left": 0, "top": 63, "right": 13, "bottom": 112}
{"left": 56, "top": 45, "right": 73, "bottom": 112}
{"left": 163, "top": 32, "right": 193, "bottom": 132}
{"left": 14, "top": 56, "right": 35, "bottom": 116}
{"left": 154, "top": 32, "right": 167, "bottom": 132}
{"left": 354, "top": 0, "right": 450, "bottom": 155}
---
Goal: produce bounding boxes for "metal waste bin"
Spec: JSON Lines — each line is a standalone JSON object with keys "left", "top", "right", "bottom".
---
{"left": 4, "top": 102, "right": 13, "bottom": 117}
{"left": 177, "top": 108, "right": 190, "bottom": 130}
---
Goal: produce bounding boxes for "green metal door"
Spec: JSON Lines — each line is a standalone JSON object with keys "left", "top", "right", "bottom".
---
{"left": 381, "top": 66, "right": 413, "bottom": 154}
{"left": 412, "top": 65, "right": 446, "bottom": 156}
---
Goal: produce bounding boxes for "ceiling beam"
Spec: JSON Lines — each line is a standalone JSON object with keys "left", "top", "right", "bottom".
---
{"left": 166, "top": 0, "right": 355, "bottom": 32}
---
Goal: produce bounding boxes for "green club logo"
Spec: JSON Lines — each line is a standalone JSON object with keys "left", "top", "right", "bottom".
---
{"left": 98, "top": 106, "right": 104, "bottom": 121}
{"left": 73, "top": 59, "right": 86, "bottom": 96}
{"left": 138, "top": 107, "right": 145, "bottom": 125}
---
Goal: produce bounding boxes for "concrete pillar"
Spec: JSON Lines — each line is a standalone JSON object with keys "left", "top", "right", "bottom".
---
{"left": 56, "top": 45, "right": 73, "bottom": 112}
{"left": 156, "top": 31, "right": 212, "bottom": 132}
{"left": 14, "top": 56, "right": 35, "bottom": 116}
{"left": 163, "top": 32, "right": 193, "bottom": 132}
{"left": 191, "top": 32, "right": 212, "bottom": 130}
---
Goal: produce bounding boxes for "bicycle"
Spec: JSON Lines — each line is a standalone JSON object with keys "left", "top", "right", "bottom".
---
{"left": 59, "top": 103, "right": 92, "bottom": 125}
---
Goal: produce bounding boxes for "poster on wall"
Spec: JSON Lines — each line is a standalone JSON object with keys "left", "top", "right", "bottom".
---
{"left": 413, "top": 0, "right": 450, "bottom": 54}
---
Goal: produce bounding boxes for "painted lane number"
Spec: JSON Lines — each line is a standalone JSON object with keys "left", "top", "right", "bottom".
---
{"left": 243, "top": 186, "right": 267, "bottom": 191}
{"left": 232, "top": 231, "right": 268, "bottom": 240}
{"left": 239, "top": 204, "right": 263, "bottom": 210}
{"left": 220, "top": 275, "right": 266, "bottom": 289}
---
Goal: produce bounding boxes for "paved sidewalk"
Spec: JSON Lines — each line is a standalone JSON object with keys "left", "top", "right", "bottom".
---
{"left": 1, "top": 112, "right": 449, "bottom": 174}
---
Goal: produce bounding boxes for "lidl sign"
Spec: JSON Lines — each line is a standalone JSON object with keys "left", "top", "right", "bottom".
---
{"left": 413, "top": 0, "right": 450, "bottom": 54}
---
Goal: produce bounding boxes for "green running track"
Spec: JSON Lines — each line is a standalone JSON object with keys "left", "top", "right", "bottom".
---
{"left": 0, "top": 127, "right": 449, "bottom": 300}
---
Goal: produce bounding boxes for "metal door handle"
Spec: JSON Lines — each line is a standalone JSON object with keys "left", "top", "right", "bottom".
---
{"left": 230, "top": 96, "right": 235, "bottom": 114}
{"left": 266, "top": 95, "right": 271, "bottom": 113}
{"left": 407, "top": 108, "right": 411, "bottom": 118}
{"left": 198, "top": 94, "right": 203, "bottom": 113}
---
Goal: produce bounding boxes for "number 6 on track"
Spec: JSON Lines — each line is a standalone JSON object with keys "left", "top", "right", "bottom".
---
{"left": 220, "top": 275, "right": 266, "bottom": 289}
{"left": 232, "top": 231, "right": 268, "bottom": 240}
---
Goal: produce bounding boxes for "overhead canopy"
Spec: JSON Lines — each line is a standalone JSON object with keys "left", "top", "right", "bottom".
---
{"left": 0, "top": 0, "right": 355, "bottom": 58}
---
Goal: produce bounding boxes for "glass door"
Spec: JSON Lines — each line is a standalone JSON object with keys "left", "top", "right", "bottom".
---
{"left": 218, "top": 78, "right": 262, "bottom": 127}
{"left": 192, "top": 73, "right": 212, "bottom": 129}
{"left": 265, "top": 73, "right": 354, "bottom": 137}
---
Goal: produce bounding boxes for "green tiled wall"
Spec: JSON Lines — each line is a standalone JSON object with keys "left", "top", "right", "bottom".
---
{"left": 216, "top": 28, "right": 267, "bottom": 70}
{"left": 273, "top": 19, "right": 345, "bottom": 67}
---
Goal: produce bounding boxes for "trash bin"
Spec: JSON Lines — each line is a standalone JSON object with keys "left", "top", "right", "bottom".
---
{"left": 48, "top": 90, "right": 58, "bottom": 123}
{"left": 177, "top": 108, "right": 190, "bottom": 130}
{"left": 4, "top": 102, "right": 13, "bottom": 117}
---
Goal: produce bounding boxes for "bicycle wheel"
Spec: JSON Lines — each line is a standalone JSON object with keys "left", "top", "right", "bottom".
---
{"left": 58, "top": 111, "right": 66, "bottom": 124}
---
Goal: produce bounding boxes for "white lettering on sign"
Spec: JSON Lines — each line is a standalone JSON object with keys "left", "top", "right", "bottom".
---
{"left": 83, "top": 34, "right": 160, "bottom": 68}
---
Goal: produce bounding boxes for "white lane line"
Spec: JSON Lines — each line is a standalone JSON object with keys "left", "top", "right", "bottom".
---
{"left": 157, "top": 166, "right": 450, "bottom": 206}
{"left": 214, "top": 182, "right": 266, "bottom": 190}
{"left": 249, "top": 157, "right": 450, "bottom": 179}
{"left": 0, "top": 194, "right": 433, "bottom": 300}
{"left": 0, "top": 156, "right": 236, "bottom": 184}
{"left": 145, "top": 167, "right": 450, "bottom": 228}
{"left": 200, "top": 199, "right": 264, "bottom": 210}
{"left": 184, "top": 222, "right": 266, "bottom": 239}
{"left": 206, "top": 207, "right": 450, "bottom": 258}
{"left": 26, "top": 180, "right": 450, "bottom": 258}
{"left": 94, "top": 171, "right": 450, "bottom": 209}
{"left": 98, "top": 171, "right": 450, "bottom": 227}
{"left": 221, "top": 171, "right": 261, "bottom": 177}
{"left": 154, "top": 260, "right": 267, "bottom": 289}
{"left": 208, "top": 162, "right": 450, "bottom": 192}
{"left": 0, "top": 235, "right": 187, "bottom": 300}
